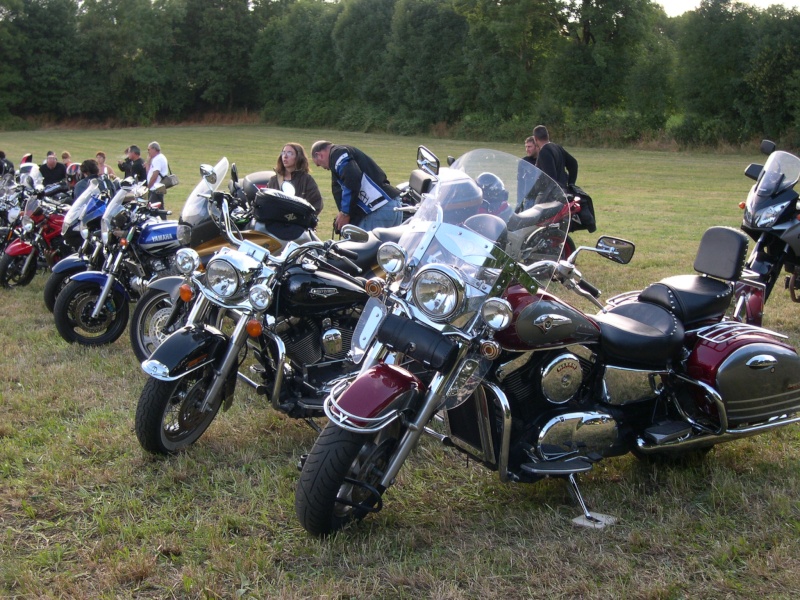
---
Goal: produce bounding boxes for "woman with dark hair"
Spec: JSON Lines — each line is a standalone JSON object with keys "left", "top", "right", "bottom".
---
{"left": 267, "top": 142, "right": 323, "bottom": 215}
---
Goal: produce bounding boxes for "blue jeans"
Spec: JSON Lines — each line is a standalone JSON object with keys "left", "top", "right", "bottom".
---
{"left": 358, "top": 197, "right": 402, "bottom": 231}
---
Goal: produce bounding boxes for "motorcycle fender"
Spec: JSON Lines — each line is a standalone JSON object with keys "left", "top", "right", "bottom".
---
{"left": 51, "top": 254, "right": 89, "bottom": 274}
{"left": 145, "top": 275, "right": 183, "bottom": 299}
{"left": 4, "top": 238, "right": 33, "bottom": 256}
{"left": 142, "top": 324, "right": 228, "bottom": 380}
{"left": 69, "top": 270, "right": 130, "bottom": 300}
{"left": 335, "top": 363, "right": 424, "bottom": 422}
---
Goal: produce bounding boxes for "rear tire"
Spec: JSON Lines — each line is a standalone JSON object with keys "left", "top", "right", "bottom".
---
{"left": 135, "top": 367, "right": 220, "bottom": 454}
{"left": 295, "top": 422, "right": 400, "bottom": 536}
{"left": 129, "top": 288, "right": 180, "bottom": 362}
{"left": 43, "top": 266, "right": 86, "bottom": 312}
{"left": 53, "top": 279, "right": 129, "bottom": 346}
{"left": 0, "top": 252, "right": 37, "bottom": 288}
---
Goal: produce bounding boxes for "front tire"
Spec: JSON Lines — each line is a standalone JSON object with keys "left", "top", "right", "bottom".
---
{"left": 135, "top": 367, "right": 220, "bottom": 454}
{"left": 129, "top": 288, "right": 182, "bottom": 362}
{"left": 295, "top": 422, "right": 400, "bottom": 536}
{"left": 43, "top": 266, "right": 86, "bottom": 312}
{"left": 53, "top": 279, "right": 130, "bottom": 346}
{"left": 0, "top": 252, "right": 37, "bottom": 288}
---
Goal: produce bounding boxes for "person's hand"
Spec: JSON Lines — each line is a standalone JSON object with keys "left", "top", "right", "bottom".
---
{"left": 335, "top": 212, "right": 350, "bottom": 232}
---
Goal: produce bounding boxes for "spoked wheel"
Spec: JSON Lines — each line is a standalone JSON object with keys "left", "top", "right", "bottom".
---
{"left": 53, "top": 279, "right": 130, "bottom": 345}
{"left": 0, "top": 252, "right": 37, "bottom": 288}
{"left": 43, "top": 266, "right": 86, "bottom": 312}
{"left": 130, "top": 288, "right": 183, "bottom": 362}
{"left": 295, "top": 421, "right": 401, "bottom": 536}
{"left": 135, "top": 366, "right": 220, "bottom": 454}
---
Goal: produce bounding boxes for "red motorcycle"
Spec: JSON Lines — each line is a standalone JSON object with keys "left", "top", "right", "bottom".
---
{"left": 0, "top": 192, "right": 73, "bottom": 288}
{"left": 295, "top": 148, "right": 800, "bottom": 535}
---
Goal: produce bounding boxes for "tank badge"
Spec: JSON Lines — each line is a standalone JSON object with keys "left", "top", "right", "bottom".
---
{"left": 284, "top": 213, "right": 297, "bottom": 221}
{"left": 310, "top": 287, "right": 338, "bottom": 298}
{"left": 534, "top": 314, "right": 571, "bottom": 333}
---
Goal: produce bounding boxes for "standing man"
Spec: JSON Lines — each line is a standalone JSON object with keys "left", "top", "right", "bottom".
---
{"left": 40, "top": 151, "right": 67, "bottom": 185}
{"left": 523, "top": 136, "right": 538, "bottom": 165}
{"left": 146, "top": 142, "right": 169, "bottom": 206}
{"left": 0, "top": 151, "right": 13, "bottom": 177}
{"left": 126, "top": 145, "right": 147, "bottom": 182}
{"left": 310, "top": 140, "right": 402, "bottom": 232}
{"left": 532, "top": 125, "right": 578, "bottom": 190}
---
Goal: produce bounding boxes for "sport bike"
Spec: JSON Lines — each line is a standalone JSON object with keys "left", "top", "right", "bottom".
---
{"left": 295, "top": 147, "right": 800, "bottom": 535}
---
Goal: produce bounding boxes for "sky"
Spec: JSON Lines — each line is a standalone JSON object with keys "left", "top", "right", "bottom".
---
{"left": 658, "top": 0, "right": 800, "bottom": 16}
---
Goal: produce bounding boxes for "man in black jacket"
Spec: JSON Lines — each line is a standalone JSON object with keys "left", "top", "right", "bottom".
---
{"left": 40, "top": 150, "right": 67, "bottom": 185}
{"left": 310, "top": 140, "right": 402, "bottom": 232}
{"left": 532, "top": 125, "right": 578, "bottom": 190}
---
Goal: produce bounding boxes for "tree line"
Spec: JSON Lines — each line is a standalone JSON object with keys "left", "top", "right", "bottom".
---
{"left": 1, "top": 0, "right": 798, "bottom": 147}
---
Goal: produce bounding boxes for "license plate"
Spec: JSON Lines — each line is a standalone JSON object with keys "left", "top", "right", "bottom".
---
{"left": 351, "top": 297, "right": 387, "bottom": 364}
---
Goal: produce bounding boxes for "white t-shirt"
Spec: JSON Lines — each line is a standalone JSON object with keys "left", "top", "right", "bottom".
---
{"left": 148, "top": 153, "right": 169, "bottom": 189}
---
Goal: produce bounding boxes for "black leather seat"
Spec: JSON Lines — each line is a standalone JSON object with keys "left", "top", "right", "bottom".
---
{"left": 638, "top": 226, "right": 748, "bottom": 327}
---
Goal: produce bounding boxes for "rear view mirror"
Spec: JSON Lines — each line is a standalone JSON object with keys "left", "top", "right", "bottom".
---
{"left": 596, "top": 236, "right": 635, "bottom": 264}
{"left": 199, "top": 164, "right": 216, "bottom": 184}
{"left": 744, "top": 163, "right": 763, "bottom": 181}
{"left": 417, "top": 146, "right": 439, "bottom": 176}
{"left": 340, "top": 224, "right": 369, "bottom": 243}
{"left": 409, "top": 169, "right": 433, "bottom": 195}
{"left": 760, "top": 140, "right": 776, "bottom": 155}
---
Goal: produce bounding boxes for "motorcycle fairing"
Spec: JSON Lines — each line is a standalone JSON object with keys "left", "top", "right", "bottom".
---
{"left": 51, "top": 253, "right": 90, "bottom": 274}
{"left": 143, "top": 324, "right": 229, "bottom": 381}
{"left": 69, "top": 270, "right": 131, "bottom": 301}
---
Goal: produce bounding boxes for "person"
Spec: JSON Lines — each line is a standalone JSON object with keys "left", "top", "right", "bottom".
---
{"left": 146, "top": 141, "right": 170, "bottom": 206}
{"left": 0, "top": 151, "right": 13, "bottom": 177}
{"left": 72, "top": 159, "right": 100, "bottom": 200}
{"left": 61, "top": 151, "right": 73, "bottom": 168}
{"left": 95, "top": 151, "right": 116, "bottom": 179}
{"left": 522, "top": 136, "right": 538, "bottom": 165}
{"left": 40, "top": 150, "right": 68, "bottom": 186}
{"left": 532, "top": 125, "right": 578, "bottom": 190}
{"left": 310, "top": 140, "right": 402, "bottom": 232}
{"left": 125, "top": 145, "right": 147, "bottom": 182}
{"left": 267, "top": 143, "right": 323, "bottom": 215}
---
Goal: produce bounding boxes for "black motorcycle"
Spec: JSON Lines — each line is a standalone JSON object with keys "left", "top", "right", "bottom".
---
{"left": 134, "top": 188, "right": 372, "bottom": 454}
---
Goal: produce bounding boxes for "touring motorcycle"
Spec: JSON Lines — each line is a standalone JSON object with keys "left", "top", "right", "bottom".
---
{"left": 134, "top": 181, "right": 374, "bottom": 455}
{"left": 294, "top": 147, "right": 800, "bottom": 535}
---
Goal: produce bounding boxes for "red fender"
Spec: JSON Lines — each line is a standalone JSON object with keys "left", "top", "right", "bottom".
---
{"left": 4, "top": 238, "right": 34, "bottom": 257}
{"left": 333, "top": 363, "right": 424, "bottom": 424}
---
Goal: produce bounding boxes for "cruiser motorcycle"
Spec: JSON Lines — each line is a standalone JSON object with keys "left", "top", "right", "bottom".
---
{"left": 134, "top": 184, "right": 371, "bottom": 455}
{"left": 294, "top": 147, "right": 800, "bottom": 535}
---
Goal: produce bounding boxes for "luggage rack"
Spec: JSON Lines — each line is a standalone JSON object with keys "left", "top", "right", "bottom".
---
{"left": 695, "top": 320, "right": 787, "bottom": 344}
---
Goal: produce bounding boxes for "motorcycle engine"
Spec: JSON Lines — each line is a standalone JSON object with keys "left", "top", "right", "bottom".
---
{"left": 276, "top": 316, "right": 355, "bottom": 365}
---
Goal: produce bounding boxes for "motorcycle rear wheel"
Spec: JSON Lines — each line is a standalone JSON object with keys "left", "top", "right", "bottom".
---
{"left": 53, "top": 279, "right": 130, "bottom": 346}
{"left": 135, "top": 367, "right": 219, "bottom": 454}
{"left": 43, "top": 266, "right": 86, "bottom": 312}
{"left": 295, "top": 421, "right": 401, "bottom": 536}
{"left": 129, "top": 288, "right": 179, "bottom": 363}
{"left": 0, "top": 252, "right": 37, "bottom": 288}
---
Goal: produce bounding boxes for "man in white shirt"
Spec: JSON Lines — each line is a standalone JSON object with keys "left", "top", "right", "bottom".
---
{"left": 146, "top": 141, "right": 169, "bottom": 207}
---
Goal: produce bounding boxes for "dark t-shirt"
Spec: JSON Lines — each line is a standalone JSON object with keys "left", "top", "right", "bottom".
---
{"left": 40, "top": 162, "right": 67, "bottom": 185}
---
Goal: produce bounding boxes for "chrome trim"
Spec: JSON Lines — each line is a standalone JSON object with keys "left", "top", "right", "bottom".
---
{"left": 673, "top": 372, "right": 728, "bottom": 434}
{"left": 484, "top": 382, "right": 512, "bottom": 483}
{"left": 694, "top": 321, "right": 787, "bottom": 342}
{"left": 746, "top": 354, "right": 778, "bottom": 369}
{"left": 323, "top": 379, "right": 402, "bottom": 434}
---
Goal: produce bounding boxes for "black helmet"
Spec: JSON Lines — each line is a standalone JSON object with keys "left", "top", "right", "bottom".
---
{"left": 66, "top": 163, "right": 82, "bottom": 187}
{"left": 476, "top": 172, "right": 508, "bottom": 207}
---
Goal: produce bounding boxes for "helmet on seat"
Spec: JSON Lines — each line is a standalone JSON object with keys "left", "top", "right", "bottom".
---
{"left": 476, "top": 172, "right": 508, "bottom": 209}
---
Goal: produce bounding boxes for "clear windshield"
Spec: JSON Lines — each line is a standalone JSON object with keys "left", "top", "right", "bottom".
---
{"left": 62, "top": 179, "right": 101, "bottom": 234}
{"left": 746, "top": 150, "right": 800, "bottom": 215}
{"left": 180, "top": 158, "right": 230, "bottom": 227}
{"left": 101, "top": 187, "right": 135, "bottom": 232}
{"left": 391, "top": 149, "right": 569, "bottom": 329}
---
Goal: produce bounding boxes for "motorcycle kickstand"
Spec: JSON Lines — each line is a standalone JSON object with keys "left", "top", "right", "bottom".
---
{"left": 565, "top": 473, "right": 617, "bottom": 529}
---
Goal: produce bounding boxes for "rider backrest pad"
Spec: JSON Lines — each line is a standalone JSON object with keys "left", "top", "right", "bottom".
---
{"left": 693, "top": 226, "right": 748, "bottom": 281}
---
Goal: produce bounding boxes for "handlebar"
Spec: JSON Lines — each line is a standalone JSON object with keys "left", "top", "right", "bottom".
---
{"left": 577, "top": 278, "right": 601, "bottom": 298}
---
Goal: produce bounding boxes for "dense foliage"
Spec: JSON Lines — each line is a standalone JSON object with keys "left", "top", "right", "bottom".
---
{"left": 0, "top": 0, "right": 798, "bottom": 145}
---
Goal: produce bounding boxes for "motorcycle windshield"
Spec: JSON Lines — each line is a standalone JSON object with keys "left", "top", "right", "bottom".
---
{"left": 180, "top": 157, "right": 230, "bottom": 227}
{"left": 62, "top": 179, "right": 101, "bottom": 235}
{"left": 747, "top": 150, "right": 800, "bottom": 212}
{"left": 101, "top": 187, "right": 135, "bottom": 233}
{"left": 391, "top": 149, "right": 568, "bottom": 329}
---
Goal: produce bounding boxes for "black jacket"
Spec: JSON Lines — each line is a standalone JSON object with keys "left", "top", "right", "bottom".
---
{"left": 40, "top": 162, "right": 67, "bottom": 185}
{"left": 536, "top": 143, "right": 578, "bottom": 190}
{"left": 328, "top": 145, "right": 399, "bottom": 223}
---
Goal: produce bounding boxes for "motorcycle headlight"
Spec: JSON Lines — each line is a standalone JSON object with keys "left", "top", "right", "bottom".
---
{"left": 754, "top": 200, "right": 791, "bottom": 228}
{"left": 481, "top": 298, "right": 513, "bottom": 331}
{"left": 206, "top": 259, "right": 239, "bottom": 298}
{"left": 248, "top": 283, "right": 273, "bottom": 311}
{"left": 80, "top": 225, "right": 89, "bottom": 240}
{"left": 412, "top": 264, "right": 465, "bottom": 322}
{"left": 176, "top": 248, "right": 200, "bottom": 274}
{"left": 377, "top": 242, "right": 407, "bottom": 276}
{"left": 22, "top": 216, "right": 34, "bottom": 233}
{"left": 177, "top": 224, "right": 192, "bottom": 246}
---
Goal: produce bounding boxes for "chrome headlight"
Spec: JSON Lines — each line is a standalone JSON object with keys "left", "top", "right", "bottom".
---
{"left": 176, "top": 248, "right": 200, "bottom": 274}
{"left": 206, "top": 259, "right": 239, "bottom": 297}
{"left": 22, "top": 216, "right": 34, "bottom": 233}
{"left": 481, "top": 298, "right": 513, "bottom": 331}
{"left": 377, "top": 242, "right": 407, "bottom": 275}
{"left": 412, "top": 264, "right": 465, "bottom": 322}
{"left": 248, "top": 283, "right": 273, "bottom": 311}
{"left": 754, "top": 200, "right": 790, "bottom": 228}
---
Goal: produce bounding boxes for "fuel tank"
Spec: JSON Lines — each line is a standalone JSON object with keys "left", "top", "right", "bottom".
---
{"left": 137, "top": 220, "right": 184, "bottom": 256}
{"left": 278, "top": 265, "right": 367, "bottom": 315}
{"left": 494, "top": 284, "right": 600, "bottom": 351}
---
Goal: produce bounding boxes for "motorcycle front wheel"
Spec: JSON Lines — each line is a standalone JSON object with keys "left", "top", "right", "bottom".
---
{"left": 0, "top": 252, "right": 37, "bottom": 288}
{"left": 43, "top": 266, "right": 86, "bottom": 312}
{"left": 129, "top": 288, "right": 181, "bottom": 363}
{"left": 135, "top": 366, "right": 220, "bottom": 454}
{"left": 295, "top": 421, "right": 401, "bottom": 536}
{"left": 53, "top": 279, "right": 130, "bottom": 345}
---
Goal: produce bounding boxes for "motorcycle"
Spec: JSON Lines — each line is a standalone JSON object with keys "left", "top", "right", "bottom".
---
{"left": 134, "top": 181, "right": 370, "bottom": 455}
{"left": 294, "top": 147, "right": 800, "bottom": 536}
{"left": 0, "top": 177, "right": 75, "bottom": 288}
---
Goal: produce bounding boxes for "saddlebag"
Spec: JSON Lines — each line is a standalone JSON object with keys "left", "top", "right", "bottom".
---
{"left": 377, "top": 314, "right": 458, "bottom": 371}
{"left": 254, "top": 189, "right": 318, "bottom": 238}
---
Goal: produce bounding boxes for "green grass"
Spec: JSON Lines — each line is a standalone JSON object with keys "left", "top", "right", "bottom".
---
{"left": 1, "top": 125, "right": 800, "bottom": 598}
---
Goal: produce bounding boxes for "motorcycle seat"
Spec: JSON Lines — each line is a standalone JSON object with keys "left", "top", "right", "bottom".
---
{"left": 593, "top": 301, "right": 685, "bottom": 368}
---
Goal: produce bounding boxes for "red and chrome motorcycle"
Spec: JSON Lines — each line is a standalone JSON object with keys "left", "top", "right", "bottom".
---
{"left": 294, "top": 147, "right": 800, "bottom": 535}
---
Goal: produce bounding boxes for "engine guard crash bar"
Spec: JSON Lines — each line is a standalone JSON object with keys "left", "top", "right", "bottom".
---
{"left": 323, "top": 379, "right": 403, "bottom": 434}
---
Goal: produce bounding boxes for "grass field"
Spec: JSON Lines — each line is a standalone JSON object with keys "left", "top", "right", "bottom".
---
{"left": 1, "top": 125, "right": 799, "bottom": 598}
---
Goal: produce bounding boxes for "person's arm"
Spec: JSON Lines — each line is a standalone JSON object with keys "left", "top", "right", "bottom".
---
{"left": 563, "top": 148, "right": 578, "bottom": 186}
{"left": 300, "top": 173, "right": 324, "bottom": 215}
